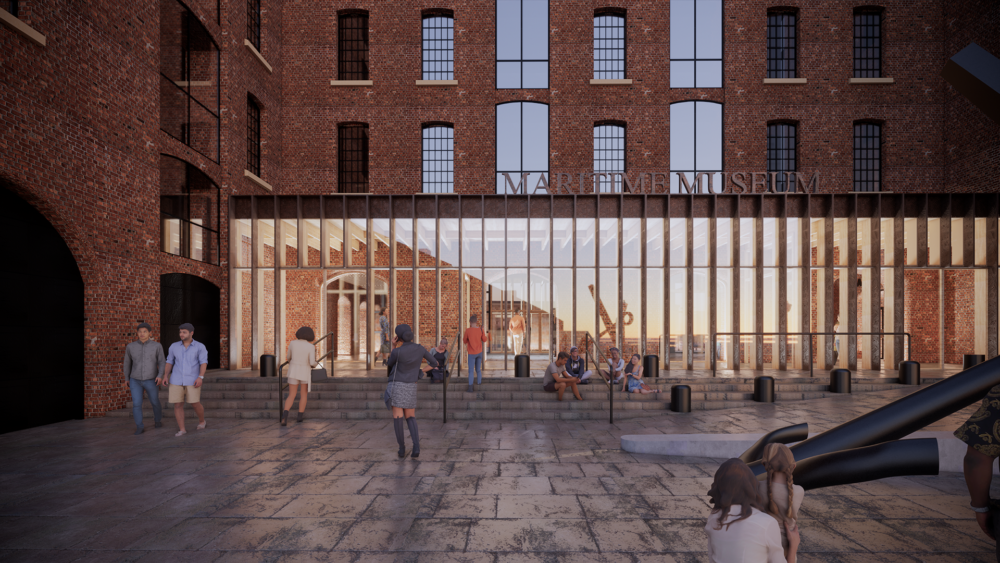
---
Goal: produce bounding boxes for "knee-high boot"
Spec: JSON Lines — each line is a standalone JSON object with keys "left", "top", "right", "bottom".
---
{"left": 393, "top": 418, "right": 406, "bottom": 458}
{"left": 406, "top": 417, "right": 420, "bottom": 458}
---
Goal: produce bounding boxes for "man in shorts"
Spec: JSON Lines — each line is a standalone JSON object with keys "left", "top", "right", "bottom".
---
{"left": 542, "top": 352, "right": 582, "bottom": 402}
{"left": 164, "top": 322, "right": 208, "bottom": 437}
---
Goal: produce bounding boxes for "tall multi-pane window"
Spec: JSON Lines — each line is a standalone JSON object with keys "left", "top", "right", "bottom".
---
{"left": 669, "top": 101, "right": 723, "bottom": 192}
{"left": 767, "top": 122, "right": 797, "bottom": 192}
{"left": 496, "top": 0, "right": 549, "bottom": 89}
{"left": 246, "top": 96, "right": 261, "bottom": 177}
{"left": 160, "top": 155, "right": 221, "bottom": 265}
{"left": 594, "top": 122, "right": 625, "bottom": 192}
{"left": 247, "top": 0, "right": 261, "bottom": 51}
{"left": 339, "top": 11, "right": 369, "bottom": 80}
{"left": 422, "top": 11, "right": 454, "bottom": 81}
{"left": 338, "top": 123, "right": 369, "bottom": 193}
{"left": 496, "top": 102, "right": 549, "bottom": 193}
{"left": 766, "top": 9, "right": 796, "bottom": 78}
{"left": 2, "top": 1, "right": 18, "bottom": 16}
{"left": 594, "top": 9, "right": 625, "bottom": 80}
{"left": 670, "top": 0, "right": 722, "bottom": 88}
{"left": 422, "top": 124, "right": 454, "bottom": 193}
{"left": 853, "top": 7, "right": 882, "bottom": 78}
{"left": 854, "top": 121, "right": 882, "bottom": 192}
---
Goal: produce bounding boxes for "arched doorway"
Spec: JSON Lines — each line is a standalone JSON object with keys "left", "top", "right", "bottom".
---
{"left": 0, "top": 186, "right": 84, "bottom": 433}
{"left": 322, "top": 272, "right": 388, "bottom": 364}
{"left": 160, "top": 274, "right": 220, "bottom": 369}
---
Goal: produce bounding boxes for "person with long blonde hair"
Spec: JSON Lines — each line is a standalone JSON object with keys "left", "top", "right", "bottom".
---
{"left": 758, "top": 443, "right": 805, "bottom": 557}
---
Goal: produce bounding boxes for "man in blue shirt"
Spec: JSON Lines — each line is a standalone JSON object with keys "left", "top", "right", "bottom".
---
{"left": 164, "top": 322, "right": 209, "bottom": 437}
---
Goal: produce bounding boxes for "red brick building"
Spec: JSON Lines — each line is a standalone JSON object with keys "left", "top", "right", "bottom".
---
{"left": 0, "top": 0, "right": 997, "bottom": 430}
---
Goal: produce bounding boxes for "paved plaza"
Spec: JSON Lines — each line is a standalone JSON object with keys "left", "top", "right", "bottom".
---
{"left": 0, "top": 387, "right": 996, "bottom": 562}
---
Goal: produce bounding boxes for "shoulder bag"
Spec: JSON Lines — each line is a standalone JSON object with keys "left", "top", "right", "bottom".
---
{"left": 383, "top": 361, "right": 397, "bottom": 410}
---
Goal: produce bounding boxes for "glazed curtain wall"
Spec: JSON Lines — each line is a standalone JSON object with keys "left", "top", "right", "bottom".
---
{"left": 230, "top": 194, "right": 1000, "bottom": 373}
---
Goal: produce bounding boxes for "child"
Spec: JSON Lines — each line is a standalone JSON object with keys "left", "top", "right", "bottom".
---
{"left": 758, "top": 442, "right": 805, "bottom": 557}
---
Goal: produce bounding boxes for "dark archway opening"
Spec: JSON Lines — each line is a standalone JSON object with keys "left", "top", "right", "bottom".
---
{"left": 160, "top": 274, "right": 220, "bottom": 369}
{"left": 0, "top": 186, "right": 84, "bottom": 434}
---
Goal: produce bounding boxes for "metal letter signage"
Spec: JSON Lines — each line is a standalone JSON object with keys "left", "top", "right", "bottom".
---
{"left": 528, "top": 171, "right": 820, "bottom": 194}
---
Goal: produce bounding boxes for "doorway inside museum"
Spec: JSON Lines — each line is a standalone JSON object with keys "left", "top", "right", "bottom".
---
{"left": 323, "top": 271, "right": 388, "bottom": 365}
{"left": 0, "top": 186, "right": 84, "bottom": 433}
{"left": 160, "top": 273, "right": 221, "bottom": 369}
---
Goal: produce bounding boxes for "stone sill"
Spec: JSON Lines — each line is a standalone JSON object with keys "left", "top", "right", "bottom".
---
{"left": 244, "top": 39, "right": 273, "bottom": 74}
{"left": 590, "top": 79, "right": 633, "bottom": 85}
{"left": 850, "top": 77, "right": 895, "bottom": 84}
{"left": 763, "top": 78, "right": 807, "bottom": 84}
{"left": 416, "top": 80, "right": 458, "bottom": 86}
{"left": 244, "top": 170, "right": 272, "bottom": 191}
{"left": 174, "top": 81, "right": 212, "bottom": 87}
{"left": 331, "top": 80, "right": 374, "bottom": 86}
{"left": 0, "top": 9, "right": 45, "bottom": 47}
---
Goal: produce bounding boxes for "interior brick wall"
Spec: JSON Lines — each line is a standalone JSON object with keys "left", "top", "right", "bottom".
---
{"left": 943, "top": 269, "right": 975, "bottom": 364}
{"left": 904, "top": 270, "right": 940, "bottom": 364}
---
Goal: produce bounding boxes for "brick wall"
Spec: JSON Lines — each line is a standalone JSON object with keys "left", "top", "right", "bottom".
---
{"left": 904, "top": 270, "right": 940, "bottom": 364}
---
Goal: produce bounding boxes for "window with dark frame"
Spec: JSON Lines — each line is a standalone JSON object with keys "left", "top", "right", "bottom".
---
{"left": 339, "top": 11, "right": 369, "bottom": 81}
{"left": 669, "top": 0, "right": 723, "bottom": 88}
{"left": 422, "top": 11, "right": 454, "bottom": 81}
{"left": 246, "top": 96, "right": 261, "bottom": 177}
{"left": 496, "top": 0, "right": 549, "bottom": 89}
{"left": 422, "top": 124, "right": 454, "bottom": 193}
{"left": 339, "top": 123, "right": 369, "bottom": 193}
{"left": 160, "top": 155, "right": 221, "bottom": 265}
{"left": 853, "top": 121, "right": 882, "bottom": 192}
{"left": 594, "top": 9, "right": 625, "bottom": 80}
{"left": 853, "top": 7, "right": 882, "bottom": 78}
{"left": 247, "top": 0, "right": 261, "bottom": 51}
{"left": 594, "top": 122, "right": 625, "bottom": 192}
{"left": 2, "top": 1, "right": 17, "bottom": 17}
{"left": 766, "top": 9, "right": 796, "bottom": 79}
{"left": 766, "top": 122, "right": 797, "bottom": 192}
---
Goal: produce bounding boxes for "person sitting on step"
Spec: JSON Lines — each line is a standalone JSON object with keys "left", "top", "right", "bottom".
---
{"left": 622, "top": 353, "right": 660, "bottom": 394}
{"left": 542, "top": 352, "right": 583, "bottom": 402}
{"left": 565, "top": 346, "right": 593, "bottom": 385}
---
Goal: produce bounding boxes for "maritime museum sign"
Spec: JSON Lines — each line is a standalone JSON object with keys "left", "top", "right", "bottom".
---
{"left": 501, "top": 171, "right": 821, "bottom": 194}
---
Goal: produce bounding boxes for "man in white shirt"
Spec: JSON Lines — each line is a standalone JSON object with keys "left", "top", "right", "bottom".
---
{"left": 600, "top": 347, "right": 625, "bottom": 384}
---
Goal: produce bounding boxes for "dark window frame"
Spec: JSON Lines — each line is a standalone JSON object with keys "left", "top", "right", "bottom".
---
{"left": 338, "top": 122, "right": 370, "bottom": 193}
{"left": 495, "top": 101, "right": 550, "bottom": 194}
{"left": 422, "top": 9, "right": 454, "bottom": 81}
{"left": 246, "top": 95, "right": 261, "bottom": 177}
{"left": 669, "top": 100, "right": 725, "bottom": 193}
{"left": 495, "top": 0, "right": 550, "bottom": 90}
{"left": 766, "top": 120, "right": 797, "bottom": 192}
{"left": 669, "top": 0, "right": 724, "bottom": 88}
{"left": 594, "top": 8, "right": 626, "bottom": 80}
{"left": 766, "top": 8, "right": 797, "bottom": 79}
{"left": 247, "top": 0, "right": 261, "bottom": 51}
{"left": 422, "top": 122, "right": 455, "bottom": 193}
{"left": 853, "top": 6, "right": 883, "bottom": 78}
{"left": 594, "top": 120, "right": 626, "bottom": 192}
{"left": 338, "top": 10, "right": 370, "bottom": 81}
{"left": 853, "top": 120, "right": 882, "bottom": 192}
{"left": 159, "top": 154, "right": 221, "bottom": 265}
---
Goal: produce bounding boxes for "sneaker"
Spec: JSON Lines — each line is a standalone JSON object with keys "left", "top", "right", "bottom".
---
{"left": 134, "top": 428, "right": 144, "bottom": 435}
{"left": 154, "top": 420, "right": 163, "bottom": 428}
{"left": 175, "top": 430, "right": 187, "bottom": 437}
{"left": 196, "top": 421, "right": 208, "bottom": 430}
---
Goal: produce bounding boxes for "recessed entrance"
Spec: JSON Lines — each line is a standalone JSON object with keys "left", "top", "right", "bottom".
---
{"left": 160, "top": 273, "right": 221, "bottom": 369}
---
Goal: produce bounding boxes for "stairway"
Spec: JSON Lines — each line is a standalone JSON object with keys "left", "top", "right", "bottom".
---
{"left": 108, "top": 374, "right": 935, "bottom": 422}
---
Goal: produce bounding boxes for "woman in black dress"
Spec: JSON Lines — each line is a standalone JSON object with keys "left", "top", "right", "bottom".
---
{"left": 385, "top": 324, "right": 438, "bottom": 458}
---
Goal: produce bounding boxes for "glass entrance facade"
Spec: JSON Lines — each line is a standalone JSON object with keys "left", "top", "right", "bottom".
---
{"left": 231, "top": 193, "right": 1000, "bottom": 374}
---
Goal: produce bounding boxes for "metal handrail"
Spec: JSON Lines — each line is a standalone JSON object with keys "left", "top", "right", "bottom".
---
{"left": 710, "top": 331, "right": 912, "bottom": 378}
{"left": 582, "top": 332, "right": 616, "bottom": 424}
{"left": 277, "top": 332, "right": 335, "bottom": 417}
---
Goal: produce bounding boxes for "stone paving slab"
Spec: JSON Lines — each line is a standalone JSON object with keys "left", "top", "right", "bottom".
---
{"left": 0, "top": 387, "right": 996, "bottom": 560}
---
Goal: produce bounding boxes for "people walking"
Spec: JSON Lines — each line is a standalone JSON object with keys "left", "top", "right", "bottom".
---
{"left": 463, "top": 315, "right": 489, "bottom": 393}
{"left": 379, "top": 306, "right": 391, "bottom": 366}
{"left": 283, "top": 326, "right": 318, "bottom": 426}
{"left": 429, "top": 338, "right": 449, "bottom": 383}
{"left": 164, "top": 323, "right": 209, "bottom": 437}
{"left": 386, "top": 324, "right": 438, "bottom": 458}
{"left": 123, "top": 322, "right": 165, "bottom": 435}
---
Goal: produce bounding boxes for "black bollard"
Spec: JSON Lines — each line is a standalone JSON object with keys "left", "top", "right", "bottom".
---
{"left": 754, "top": 376, "right": 775, "bottom": 403}
{"left": 964, "top": 354, "right": 986, "bottom": 370}
{"left": 515, "top": 354, "right": 530, "bottom": 378}
{"left": 898, "top": 360, "right": 921, "bottom": 385}
{"left": 829, "top": 369, "right": 852, "bottom": 393}
{"left": 671, "top": 385, "right": 691, "bottom": 413}
{"left": 643, "top": 355, "right": 660, "bottom": 379}
{"left": 260, "top": 354, "right": 276, "bottom": 378}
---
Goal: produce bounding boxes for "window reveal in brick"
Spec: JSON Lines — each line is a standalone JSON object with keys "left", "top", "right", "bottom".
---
{"left": 496, "top": 0, "right": 549, "bottom": 89}
{"left": 338, "top": 123, "right": 369, "bottom": 193}
{"left": 338, "top": 11, "right": 369, "bottom": 80}
{"left": 247, "top": 96, "right": 261, "bottom": 177}
{"left": 854, "top": 8, "right": 882, "bottom": 78}
{"left": 766, "top": 10, "right": 796, "bottom": 79}
{"left": 3, "top": 1, "right": 18, "bottom": 17}
{"left": 159, "top": 155, "right": 220, "bottom": 265}
{"left": 246, "top": 0, "right": 261, "bottom": 51}
{"left": 593, "top": 10, "right": 625, "bottom": 80}
{"left": 854, "top": 121, "right": 881, "bottom": 192}
{"left": 767, "top": 122, "right": 797, "bottom": 192}
{"left": 422, "top": 125, "right": 454, "bottom": 193}
{"left": 422, "top": 13, "right": 454, "bottom": 81}
{"left": 594, "top": 122, "right": 625, "bottom": 193}
{"left": 670, "top": 0, "right": 722, "bottom": 88}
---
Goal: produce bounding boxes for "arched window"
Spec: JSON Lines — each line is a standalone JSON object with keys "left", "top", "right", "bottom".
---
{"left": 338, "top": 123, "right": 369, "bottom": 193}
{"left": 669, "top": 101, "right": 723, "bottom": 193}
{"left": 160, "top": 154, "right": 221, "bottom": 264}
{"left": 247, "top": 0, "right": 261, "bottom": 51}
{"left": 423, "top": 123, "right": 454, "bottom": 193}
{"left": 594, "top": 121, "right": 625, "bottom": 192}
{"left": 767, "top": 121, "right": 797, "bottom": 192}
{"left": 670, "top": 0, "right": 722, "bottom": 88}
{"left": 594, "top": 8, "right": 625, "bottom": 80}
{"left": 767, "top": 8, "right": 797, "bottom": 78}
{"left": 854, "top": 6, "right": 883, "bottom": 78}
{"left": 854, "top": 121, "right": 882, "bottom": 192}
{"left": 246, "top": 95, "right": 261, "bottom": 178}
{"left": 339, "top": 10, "right": 369, "bottom": 80}
{"left": 496, "top": 102, "right": 548, "bottom": 193}
{"left": 422, "top": 10, "right": 454, "bottom": 80}
{"left": 496, "top": 0, "right": 549, "bottom": 88}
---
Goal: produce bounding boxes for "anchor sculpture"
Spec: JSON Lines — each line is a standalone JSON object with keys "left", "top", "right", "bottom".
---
{"left": 587, "top": 284, "right": 634, "bottom": 341}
